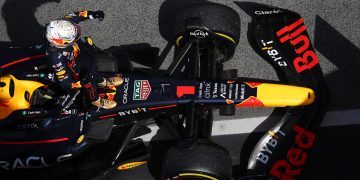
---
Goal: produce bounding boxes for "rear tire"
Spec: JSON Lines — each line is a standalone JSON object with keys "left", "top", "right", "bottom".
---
{"left": 161, "top": 139, "right": 232, "bottom": 180}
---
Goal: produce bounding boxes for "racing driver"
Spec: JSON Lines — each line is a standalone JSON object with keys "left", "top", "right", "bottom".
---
{"left": 45, "top": 11, "right": 123, "bottom": 109}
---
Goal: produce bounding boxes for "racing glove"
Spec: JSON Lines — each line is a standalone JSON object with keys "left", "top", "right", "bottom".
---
{"left": 64, "top": 10, "right": 105, "bottom": 23}
{"left": 91, "top": 11, "right": 105, "bottom": 21}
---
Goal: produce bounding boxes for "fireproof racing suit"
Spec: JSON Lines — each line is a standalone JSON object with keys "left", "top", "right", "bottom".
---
{"left": 46, "top": 11, "right": 104, "bottom": 102}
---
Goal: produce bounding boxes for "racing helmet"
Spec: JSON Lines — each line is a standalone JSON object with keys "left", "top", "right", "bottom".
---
{"left": 0, "top": 76, "right": 14, "bottom": 101}
{"left": 45, "top": 20, "right": 81, "bottom": 48}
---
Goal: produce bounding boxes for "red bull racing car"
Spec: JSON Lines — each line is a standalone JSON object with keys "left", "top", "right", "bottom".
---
{"left": 0, "top": 2, "right": 327, "bottom": 180}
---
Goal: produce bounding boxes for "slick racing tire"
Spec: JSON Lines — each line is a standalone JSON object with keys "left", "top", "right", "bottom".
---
{"left": 174, "top": 3, "right": 240, "bottom": 60}
{"left": 161, "top": 139, "right": 232, "bottom": 180}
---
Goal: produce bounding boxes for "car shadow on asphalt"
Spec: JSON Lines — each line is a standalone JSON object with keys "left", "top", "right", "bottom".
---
{"left": 1, "top": 0, "right": 61, "bottom": 46}
{"left": 315, "top": 15, "right": 360, "bottom": 111}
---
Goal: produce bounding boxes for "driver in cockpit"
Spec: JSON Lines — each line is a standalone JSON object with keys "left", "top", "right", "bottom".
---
{"left": 45, "top": 10, "right": 123, "bottom": 109}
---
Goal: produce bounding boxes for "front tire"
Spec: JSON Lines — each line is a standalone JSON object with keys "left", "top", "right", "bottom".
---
{"left": 161, "top": 139, "right": 232, "bottom": 180}
{"left": 173, "top": 3, "right": 240, "bottom": 60}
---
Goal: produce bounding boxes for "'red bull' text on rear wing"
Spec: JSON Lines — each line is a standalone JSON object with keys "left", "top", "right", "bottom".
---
{"left": 236, "top": 2, "right": 328, "bottom": 179}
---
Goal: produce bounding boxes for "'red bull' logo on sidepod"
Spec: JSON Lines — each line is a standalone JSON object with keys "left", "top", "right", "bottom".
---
{"left": 269, "top": 125, "right": 316, "bottom": 180}
{"left": 133, "top": 80, "right": 151, "bottom": 100}
{"left": 276, "top": 18, "right": 319, "bottom": 73}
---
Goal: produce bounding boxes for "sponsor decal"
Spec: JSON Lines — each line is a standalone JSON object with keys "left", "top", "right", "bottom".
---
{"left": 269, "top": 125, "right": 316, "bottom": 179}
{"left": 198, "top": 82, "right": 203, "bottom": 98}
{"left": 276, "top": 18, "right": 319, "bottom": 73}
{"left": 118, "top": 108, "right": 147, "bottom": 117}
{"left": 204, "top": 82, "right": 211, "bottom": 99}
{"left": 0, "top": 154, "right": 72, "bottom": 170}
{"left": 236, "top": 96, "right": 264, "bottom": 108}
{"left": 197, "top": 81, "right": 245, "bottom": 100}
{"left": 117, "top": 161, "right": 147, "bottom": 171}
{"left": 189, "top": 30, "right": 209, "bottom": 38}
{"left": 256, "top": 130, "right": 286, "bottom": 164}
{"left": 240, "top": 84, "right": 245, "bottom": 99}
{"left": 197, "top": 81, "right": 248, "bottom": 100}
{"left": 16, "top": 123, "right": 39, "bottom": 130}
{"left": 56, "top": 115, "right": 72, "bottom": 121}
{"left": 22, "top": 110, "right": 42, "bottom": 116}
{"left": 176, "top": 86, "right": 195, "bottom": 98}
{"left": 34, "top": 64, "right": 47, "bottom": 71}
{"left": 61, "top": 109, "right": 77, "bottom": 115}
{"left": 198, "top": 82, "right": 221, "bottom": 99}
{"left": 229, "top": 83, "right": 234, "bottom": 99}
{"left": 212, "top": 83, "right": 218, "bottom": 98}
{"left": 255, "top": 9, "right": 282, "bottom": 15}
{"left": 260, "top": 40, "right": 287, "bottom": 67}
{"left": 133, "top": 80, "right": 151, "bottom": 100}
{"left": 25, "top": 74, "right": 40, "bottom": 78}
{"left": 220, "top": 83, "right": 227, "bottom": 99}
{"left": 48, "top": 73, "right": 55, "bottom": 82}
{"left": 122, "top": 78, "right": 130, "bottom": 104}
{"left": 160, "top": 83, "right": 171, "bottom": 93}
{"left": 52, "top": 62, "right": 62, "bottom": 69}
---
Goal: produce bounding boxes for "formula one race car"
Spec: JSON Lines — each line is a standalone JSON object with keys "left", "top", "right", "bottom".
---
{"left": 0, "top": 2, "right": 327, "bottom": 180}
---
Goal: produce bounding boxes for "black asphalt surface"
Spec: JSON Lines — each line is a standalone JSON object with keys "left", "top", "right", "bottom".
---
{"left": 0, "top": 0, "right": 359, "bottom": 179}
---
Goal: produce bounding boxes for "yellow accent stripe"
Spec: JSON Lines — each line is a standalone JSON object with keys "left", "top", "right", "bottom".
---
{"left": 256, "top": 83, "right": 315, "bottom": 107}
{"left": 262, "top": 46, "right": 273, "bottom": 50}
{"left": 117, "top": 161, "right": 147, "bottom": 170}
{"left": 268, "top": 130, "right": 279, "bottom": 139}
{"left": 86, "top": 37, "right": 94, "bottom": 45}
{"left": 77, "top": 135, "right": 85, "bottom": 144}
{"left": 56, "top": 70, "right": 66, "bottom": 76}
{"left": 179, "top": 173, "right": 218, "bottom": 180}
{"left": 215, "top": 33, "right": 236, "bottom": 44}
{"left": 176, "top": 36, "right": 183, "bottom": 46}
{"left": 57, "top": 75, "right": 65, "bottom": 79}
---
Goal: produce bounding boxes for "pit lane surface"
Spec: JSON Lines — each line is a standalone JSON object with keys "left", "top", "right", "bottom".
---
{"left": 0, "top": 0, "right": 359, "bottom": 179}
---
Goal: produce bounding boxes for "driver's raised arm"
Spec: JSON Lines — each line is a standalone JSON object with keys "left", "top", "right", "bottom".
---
{"left": 64, "top": 10, "right": 104, "bottom": 24}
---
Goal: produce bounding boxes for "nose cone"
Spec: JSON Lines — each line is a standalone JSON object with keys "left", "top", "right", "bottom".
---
{"left": 0, "top": 75, "right": 12, "bottom": 101}
{"left": 256, "top": 83, "right": 316, "bottom": 107}
{"left": 304, "top": 89, "right": 315, "bottom": 105}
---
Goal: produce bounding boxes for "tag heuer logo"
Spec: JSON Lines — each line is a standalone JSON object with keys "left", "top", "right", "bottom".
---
{"left": 133, "top": 80, "right": 151, "bottom": 100}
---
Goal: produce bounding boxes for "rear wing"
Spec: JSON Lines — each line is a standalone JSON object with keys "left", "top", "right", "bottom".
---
{"left": 237, "top": 2, "right": 328, "bottom": 179}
